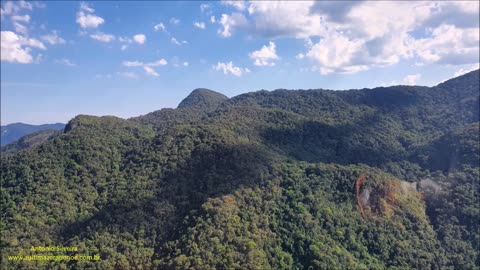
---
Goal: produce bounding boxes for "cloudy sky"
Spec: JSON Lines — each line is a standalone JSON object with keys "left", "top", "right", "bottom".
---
{"left": 1, "top": 1, "right": 479, "bottom": 124}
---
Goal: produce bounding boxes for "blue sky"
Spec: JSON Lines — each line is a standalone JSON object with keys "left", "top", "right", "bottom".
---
{"left": 1, "top": 1, "right": 479, "bottom": 124}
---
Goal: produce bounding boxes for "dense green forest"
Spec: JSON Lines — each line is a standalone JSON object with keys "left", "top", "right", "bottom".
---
{"left": 1, "top": 70, "right": 479, "bottom": 269}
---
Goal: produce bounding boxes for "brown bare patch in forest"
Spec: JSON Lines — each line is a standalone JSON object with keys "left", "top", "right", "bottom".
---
{"left": 379, "top": 198, "right": 394, "bottom": 217}
{"left": 385, "top": 181, "right": 398, "bottom": 204}
{"left": 356, "top": 175, "right": 366, "bottom": 217}
{"left": 356, "top": 175, "right": 425, "bottom": 220}
{"left": 224, "top": 195, "right": 235, "bottom": 204}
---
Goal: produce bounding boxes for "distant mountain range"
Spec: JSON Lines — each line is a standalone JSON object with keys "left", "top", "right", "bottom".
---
{"left": 1, "top": 123, "right": 65, "bottom": 146}
{"left": 1, "top": 129, "right": 63, "bottom": 154}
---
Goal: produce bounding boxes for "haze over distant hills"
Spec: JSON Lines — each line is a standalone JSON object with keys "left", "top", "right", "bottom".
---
{"left": 0, "top": 123, "right": 65, "bottom": 146}
{"left": 1, "top": 70, "right": 479, "bottom": 269}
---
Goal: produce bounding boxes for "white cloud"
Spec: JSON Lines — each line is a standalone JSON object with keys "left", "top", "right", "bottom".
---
{"left": 296, "top": 53, "right": 305, "bottom": 59}
{"left": 450, "top": 1, "right": 480, "bottom": 14}
{"left": 118, "top": 36, "right": 132, "bottom": 43}
{"left": 147, "top": 59, "right": 168, "bottom": 67}
{"left": 1, "top": 31, "right": 45, "bottom": 64}
{"left": 210, "top": 16, "right": 216, "bottom": 23}
{"left": 76, "top": 2, "right": 104, "bottom": 29}
{"left": 183, "top": 62, "right": 189, "bottom": 66}
{"left": 154, "top": 22, "right": 166, "bottom": 32}
{"left": 118, "top": 36, "right": 132, "bottom": 50}
{"left": 379, "top": 80, "right": 399, "bottom": 87}
{"left": 170, "top": 17, "right": 180, "bottom": 24}
{"left": 245, "top": 2, "right": 326, "bottom": 39}
{"left": 212, "top": 1, "right": 479, "bottom": 73}
{"left": 133, "top": 34, "right": 146, "bottom": 44}
{"left": 5, "top": 13, "right": 32, "bottom": 35}
{"left": 218, "top": 13, "right": 248, "bottom": 38}
{"left": 79, "top": 2, "right": 95, "bottom": 13}
{"left": 56, "top": 58, "right": 76, "bottom": 67}
{"left": 222, "top": 0, "right": 247, "bottom": 11}
{"left": 298, "top": 2, "right": 428, "bottom": 73}
{"left": 1, "top": 1, "right": 33, "bottom": 16}
{"left": 171, "top": 37, "right": 187, "bottom": 45}
{"left": 403, "top": 73, "right": 421, "bottom": 85}
{"left": 249, "top": 41, "right": 279, "bottom": 66}
{"left": 346, "top": 2, "right": 429, "bottom": 39}
{"left": 1, "top": 1, "right": 43, "bottom": 39}
{"left": 414, "top": 24, "right": 479, "bottom": 65}
{"left": 13, "top": 22, "right": 28, "bottom": 34}
{"left": 123, "top": 60, "right": 143, "bottom": 67}
{"left": 117, "top": 71, "right": 138, "bottom": 79}
{"left": 90, "top": 32, "right": 115, "bottom": 42}
{"left": 171, "top": 37, "right": 180, "bottom": 45}
{"left": 11, "top": 14, "right": 30, "bottom": 22}
{"left": 454, "top": 64, "right": 480, "bottom": 77}
{"left": 76, "top": 11, "right": 104, "bottom": 29}
{"left": 194, "top": 21, "right": 206, "bottom": 29}
{"left": 306, "top": 32, "right": 367, "bottom": 74}
{"left": 122, "top": 58, "right": 167, "bottom": 76}
{"left": 304, "top": 38, "right": 313, "bottom": 48}
{"left": 143, "top": 66, "right": 159, "bottom": 77}
{"left": 422, "top": 1, "right": 479, "bottom": 29}
{"left": 214, "top": 61, "right": 247, "bottom": 76}
{"left": 1, "top": 31, "right": 46, "bottom": 64}
{"left": 0, "top": 3, "right": 47, "bottom": 63}
{"left": 41, "top": 31, "right": 66, "bottom": 45}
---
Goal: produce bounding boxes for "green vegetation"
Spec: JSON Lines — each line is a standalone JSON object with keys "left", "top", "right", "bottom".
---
{"left": 1, "top": 70, "right": 479, "bottom": 269}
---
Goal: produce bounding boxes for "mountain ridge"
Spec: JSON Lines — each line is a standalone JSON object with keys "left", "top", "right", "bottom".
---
{"left": 177, "top": 88, "right": 229, "bottom": 110}
{"left": 0, "top": 122, "right": 65, "bottom": 146}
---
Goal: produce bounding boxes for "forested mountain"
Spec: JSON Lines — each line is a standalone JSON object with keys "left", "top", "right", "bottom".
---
{"left": 1, "top": 70, "right": 479, "bottom": 269}
{"left": 1, "top": 123, "right": 65, "bottom": 146}
{"left": 1, "top": 129, "right": 63, "bottom": 154}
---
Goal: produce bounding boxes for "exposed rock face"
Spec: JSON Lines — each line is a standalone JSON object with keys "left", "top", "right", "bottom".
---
{"left": 356, "top": 175, "right": 426, "bottom": 218}
{"left": 360, "top": 188, "right": 370, "bottom": 209}
{"left": 418, "top": 178, "right": 442, "bottom": 193}
{"left": 400, "top": 181, "right": 417, "bottom": 193}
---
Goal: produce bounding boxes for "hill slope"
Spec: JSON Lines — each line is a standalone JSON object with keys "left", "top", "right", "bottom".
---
{"left": 1, "top": 123, "right": 65, "bottom": 146}
{"left": 177, "top": 88, "right": 229, "bottom": 110}
{"left": 1, "top": 129, "right": 63, "bottom": 154}
{"left": 1, "top": 70, "right": 479, "bottom": 269}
